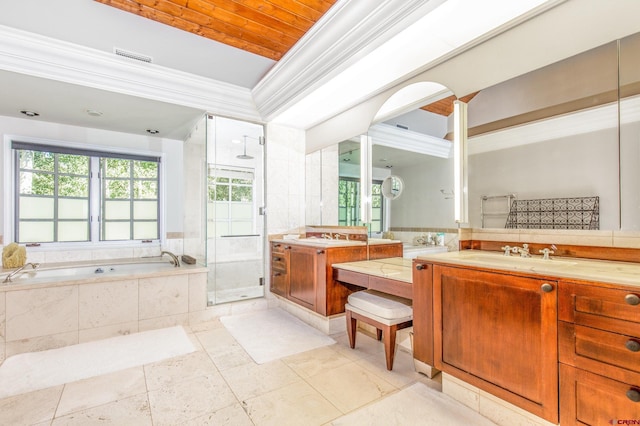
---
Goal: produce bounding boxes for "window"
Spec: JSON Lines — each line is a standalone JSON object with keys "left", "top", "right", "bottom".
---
{"left": 338, "top": 177, "right": 383, "bottom": 231}
{"left": 208, "top": 166, "right": 255, "bottom": 237}
{"left": 13, "top": 142, "right": 160, "bottom": 244}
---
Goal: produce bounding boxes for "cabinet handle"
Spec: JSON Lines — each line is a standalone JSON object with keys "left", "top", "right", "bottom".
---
{"left": 285, "top": 246, "right": 291, "bottom": 250}
{"left": 415, "top": 264, "right": 426, "bottom": 270}
{"left": 541, "top": 283, "right": 554, "bottom": 293}
{"left": 627, "top": 389, "right": 640, "bottom": 403}
{"left": 317, "top": 250, "right": 325, "bottom": 254}
{"left": 625, "top": 294, "right": 640, "bottom": 306}
{"left": 273, "top": 257, "right": 281, "bottom": 262}
{"left": 274, "top": 272, "right": 281, "bottom": 277}
{"left": 626, "top": 339, "right": 640, "bottom": 352}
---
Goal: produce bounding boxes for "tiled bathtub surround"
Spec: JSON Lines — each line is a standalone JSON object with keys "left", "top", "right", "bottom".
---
{"left": 0, "top": 265, "right": 207, "bottom": 361}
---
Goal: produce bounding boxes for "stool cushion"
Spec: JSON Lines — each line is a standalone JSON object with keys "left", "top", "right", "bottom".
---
{"left": 347, "top": 290, "right": 412, "bottom": 320}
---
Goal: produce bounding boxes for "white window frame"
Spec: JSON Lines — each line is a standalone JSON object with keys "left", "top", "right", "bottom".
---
{"left": 3, "top": 134, "right": 166, "bottom": 249}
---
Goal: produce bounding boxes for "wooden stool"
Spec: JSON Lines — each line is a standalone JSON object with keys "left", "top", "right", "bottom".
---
{"left": 345, "top": 290, "right": 413, "bottom": 370}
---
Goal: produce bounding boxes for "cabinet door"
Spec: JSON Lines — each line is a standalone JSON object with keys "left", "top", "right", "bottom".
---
{"left": 560, "top": 364, "right": 640, "bottom": 426}
{"left": 434, "top": 265, "right": 558, "bottom": 423}
{"left": 288, "top": 245, "right": 322, "bottom": 311}
{"left": 368, "top": 242, "right": 403, "bottom": 260}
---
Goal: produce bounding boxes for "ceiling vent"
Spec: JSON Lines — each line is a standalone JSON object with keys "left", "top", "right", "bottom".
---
{"left": 113, "top": 47, "right": 153, "bottom": 63}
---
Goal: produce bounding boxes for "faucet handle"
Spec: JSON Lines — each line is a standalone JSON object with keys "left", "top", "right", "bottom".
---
{"left": 501, "top": 245, "right": 511, "bottom": 256}
{"left": 539, "top": 248, "right": 555, "bottom": 260}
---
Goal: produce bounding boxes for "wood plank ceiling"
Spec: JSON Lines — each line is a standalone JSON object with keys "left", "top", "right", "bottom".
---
{"left": 95, "top": 0, "right": 338, "bottom": 61}
{"left": 421, "top": 92, "right": 479, "bottom": 116}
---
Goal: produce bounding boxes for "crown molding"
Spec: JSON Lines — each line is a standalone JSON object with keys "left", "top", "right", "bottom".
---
{"left": 0, "top": 25, "right": 260, "bottom": 122}
{"left": 369, "top": 123, "right": 452, "bottom": 158}
{"left": 252, "top": 0, "right": 446, "bottom": 121}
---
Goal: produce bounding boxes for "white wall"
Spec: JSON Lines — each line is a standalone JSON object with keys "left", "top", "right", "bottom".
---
{"left": 0, "top": 115, "right": 184, "bottom": 244}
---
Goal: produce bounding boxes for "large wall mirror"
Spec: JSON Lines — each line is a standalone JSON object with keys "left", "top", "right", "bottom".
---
{"left": 467, "top": 31, "right": 640, "bottom": 231}
{"left": 305, "top": 81, "right": 459, "bottom": 251}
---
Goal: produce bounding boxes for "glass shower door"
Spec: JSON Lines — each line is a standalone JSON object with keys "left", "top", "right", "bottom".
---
{"left": 206, "top": 115, "right": 265, "bottom": 305}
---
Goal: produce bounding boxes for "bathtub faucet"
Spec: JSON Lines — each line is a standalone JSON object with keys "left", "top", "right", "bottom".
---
{"left": 161, "top": 251, "right": 181, "bottom": 267}
{"left": 3, "top": 262, "right": 40, "bottom": 283}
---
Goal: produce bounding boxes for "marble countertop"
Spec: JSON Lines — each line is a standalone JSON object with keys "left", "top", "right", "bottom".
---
{"left": 416, "top": 250, "right": 640, "bottom": 288}
{"left": 332, "top": 257, "right": 413, "bottom": 283}
{"left": 272, "top": 238, "right": 402, "bottom": 248}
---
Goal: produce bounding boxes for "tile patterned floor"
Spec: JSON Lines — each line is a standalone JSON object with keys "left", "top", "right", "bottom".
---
{"left": 0, "top": 316, "right": 468, "bottom": 425}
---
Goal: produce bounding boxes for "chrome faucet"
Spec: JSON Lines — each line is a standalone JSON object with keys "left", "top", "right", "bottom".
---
{"left": 501, "top": 245, "right": 512, "bottom": 256}
{"left": 3, "top": 262, "right": 40, "bottom": 283}
{"left": 539, "top": 246, "right": 556, "bottom": 260}
{"left": 517, "top": 243, "right": 531, "bottom": 258}
{"left": 161, "top": 251, "right": 181, "bottom": 267}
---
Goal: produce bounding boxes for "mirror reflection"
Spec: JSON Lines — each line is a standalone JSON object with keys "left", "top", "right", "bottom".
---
{"left": 466, "top": 31, "right": 640, "bottom": 231}
{"left": 382, "top": 175, "right": 404, "bottom": 200}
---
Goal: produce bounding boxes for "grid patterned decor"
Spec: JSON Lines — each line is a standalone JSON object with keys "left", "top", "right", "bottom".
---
{"left": 505, "top": 196, "right": 599, "bottom": 230}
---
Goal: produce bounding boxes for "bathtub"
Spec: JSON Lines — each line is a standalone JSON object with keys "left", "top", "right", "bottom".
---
{"left": 1, "top": 260, "right": 178, "bottom": 285}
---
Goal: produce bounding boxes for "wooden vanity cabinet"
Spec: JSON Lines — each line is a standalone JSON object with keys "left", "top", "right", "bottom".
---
{"left": 558, "top": 282, "right": 640, "bottom": 425}
{"left": 271, "top": 241, "right": 403, "bottom": 316}
{"left": 270, "top": 242, "right": 290, "bottom": 297}
{"left": 368, "top": 243, "right": 403, "bottom": 260}
{"left": 414, "top": 263, "right": 559, "bottom": 423}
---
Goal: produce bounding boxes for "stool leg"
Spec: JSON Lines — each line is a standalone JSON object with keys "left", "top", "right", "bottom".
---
{"left": 346, "top": 310, "right": 357, "bottom": 349}
{"left": 383, "top": 325, "right": 398, "bottom": 370}
{"left": 376, "top": 329, "right": 382, "bottom": 341}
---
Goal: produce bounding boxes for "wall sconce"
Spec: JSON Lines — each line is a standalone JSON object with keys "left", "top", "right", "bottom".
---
{"left": 453, "top": 100, "right": 468, "bottom": 224}
{"left": 360, "top": 134, "right": 373, "bottom": 224}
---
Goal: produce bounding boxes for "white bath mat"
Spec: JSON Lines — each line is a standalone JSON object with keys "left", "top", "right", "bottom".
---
{"left": 332, "top": 382, "right": 497, "bottom": 425}
{"left": 220, "top": 308, "right": 336, "bottom": 364}
{"left": 0, "top": 326, "right": 195, "bottom": 399}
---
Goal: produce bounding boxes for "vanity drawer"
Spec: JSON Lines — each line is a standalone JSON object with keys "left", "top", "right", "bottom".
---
{"left": 271, "top": 254, "right": 287, "bottom": 273}
{"left": 559, "top": 322, "right": 640, "bottom": 375}
{"left": 560, "top": 364, "right": 640, "bottom": 426}
{"left": 559, "top": 282, "right": 640, "bottom": 335}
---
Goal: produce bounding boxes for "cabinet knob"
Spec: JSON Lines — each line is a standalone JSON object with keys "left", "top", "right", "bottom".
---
{"left": 625, "top": 294, "right": 640, "bottom": 306}
{"left": 274, "top": 272, "right": 281, "bottom": 277}
{"left": 626, "top": 339, "right": 640, "bottom": 352}
{"left": 285, "top": 245, "right": 291, "bottom": 250}
{"left": 541, "top": 283, "right": 554, "bottom": 293}
{"left": 273, "top": 257, "right": 281, "bottom": 262}
{"left": 317, "top": 250, "right": 325, "bottom": 254}
{"left": 416, "top": 264, "right": 426, "bottom": 270}
{"left": 627, "top": 388, "right": 640, "bottom": 403}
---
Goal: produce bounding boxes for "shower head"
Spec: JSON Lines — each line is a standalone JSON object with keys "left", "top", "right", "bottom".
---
{"left": 237, "top": 135, "right": 254, "bottom": 160}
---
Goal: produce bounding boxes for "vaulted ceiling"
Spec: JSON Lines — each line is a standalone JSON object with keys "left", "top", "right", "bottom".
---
{"left": 96, "top": 0, "right": 337, "bottom": 61}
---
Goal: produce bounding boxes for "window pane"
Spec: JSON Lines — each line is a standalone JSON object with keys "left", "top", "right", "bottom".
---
{"left": 231, "top": 186, "right": 252, "bottom": 202}
{"left": 58, "top": 221, "right": 89, "bottom": 242}
{"left": 59, "top": 176, "right": 89, "bottom": 197}
{"left": 133, "top": 181, "right": 157, "bottom": 199}
{"left": 19, "top": 221, "right": 54, "bottom": 242}
{"left": 133, "top": 161, "right": 158, "bottom": 178}
{"left": 104, "top": 158, "right": 130, "bottom": 178}
{"left": 58, "top": 154, "right": 89, "bottom": 175}
{"left": 105, "top": 200, "right": 131, "bottom": 220}
{"left": 59, "top": 199, "right": 89, "bottom": 220}
{"left": 231, "top": 203, "right": 253, "bottom": 220}
{"left": 105, "top": 180, "right": 130, "bottom": 199}
{"left": 215, "top": 185, "right": 229, "bottom": 201}
{"left": 20, "top": 151, "right": 54, "bottom": 172}
{"left": 214, "top": 222, "right": 229, "bottom": 237}
{"left": 103, "top": 222, "right": 130, "bottom": 240}
{"left": 20, "top": 171, "right": 54, "bottom": 195}
{"left": 133, "top": 201, "right": 157, "bottom": 220}
{"left": 20, "top": 196, "right": 54, "bottom": 219}
{"left": 215, "top": 203, "right": 229, "bottom": 219}
{"left": 207, "top": 202, "right": 215, "bottom": 220}
{"left": 231, "top": 221, "right": 252, "bottom": 235}
{"left": 372, "top": 209, "right": 381, "bottom": 220}
{"left": 133, "top": 222, "right": 157, "bottom": 240}
{"left": 232, "top": 178, "right": 252, "bottom": 185}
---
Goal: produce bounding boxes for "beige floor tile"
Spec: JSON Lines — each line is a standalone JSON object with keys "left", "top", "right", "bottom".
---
{"left": 0, "top": 385, "right": 62, "bottom": 425}
{"left": 56, "top": 366, "right": 147, "bottom": 417}
{"left": 197, "top": 328, "right": 254, "bottom": 371}
{"left": 147, "top": 372, "right": 237, "bottom": 425}
{"left": 51, "top": 393, "right": 152, "bottom": 425}
{"left": 244, "top": 381, "right": 342, "bottom": 426}
{"left": 330, "top": 332, "right": 385, "bottom": 362}
{"left": 282, "top": 345, "right": 352, "bottom": 379}
{"left": 183, "top": 403, "right": 254, "bottom": 426}
{"left": 357, "top": 349, "right": 425, "bottom": 388}
{"left": 144, "top": 350, "right": 218, "bottom": 391}
{"left": 306, "top": 362, "right": 397, "bottom": 413}
{"left": 220, "top": 359, "right": 302, "bottom": 401}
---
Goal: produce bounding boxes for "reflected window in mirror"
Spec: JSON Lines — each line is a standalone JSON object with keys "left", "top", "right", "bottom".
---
{"left": 338, "top": 176, "right": 383, "bottom": 233}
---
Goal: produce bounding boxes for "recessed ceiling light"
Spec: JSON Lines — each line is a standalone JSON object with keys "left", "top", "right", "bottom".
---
{"left": 146, "top": 129, "right": 160, "bottom": 134}
{"left": 20, "top": 110, "right": 39, "bottom": 117}
{"left": 385, "top": 165, "right": 393, "bottom": 169}
{"left": 86, "top": 109, "right": 103, "bottom": 117}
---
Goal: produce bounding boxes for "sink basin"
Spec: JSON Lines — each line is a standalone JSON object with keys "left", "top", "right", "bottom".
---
{"left": 459, "top": 252, "right": 578, "bottom": 268}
